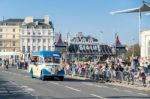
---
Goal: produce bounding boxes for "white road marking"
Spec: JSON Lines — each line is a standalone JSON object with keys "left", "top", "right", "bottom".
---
{"left": 97, "top": 85, "right": 103, "bottom": 88}
{"left": 65, "top": 86, "right": 81, "bottom": 92}
{"left": 82, "top": 82, "right": 93, "bottom": 86}
{"left": 90, "top": 94, "right": 107, "bottom": 99}
{"left": 123, "top": 90, "right": 132, "bottom": 93}
{"left": 49, "top": 82, "right": 59, "bottom": 85}
{"left": 112, "top": 88, "right": 119, "bottom": 91}
{"left": 82, "top": 82, "right": 109, "bottom": 88}
{"left": 138, "top": 93, "right": 148, "bottom": 96}
{"left": 102, "top": 86, "right": 109, "bottom": 88}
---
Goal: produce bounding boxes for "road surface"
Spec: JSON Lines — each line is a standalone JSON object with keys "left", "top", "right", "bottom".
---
{"left": 0, "top": 67, "right": 149, "bottom": 99}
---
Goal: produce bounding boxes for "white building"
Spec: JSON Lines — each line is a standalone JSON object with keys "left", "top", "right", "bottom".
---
{"left": 20, "top": 16, "right": 55, "bottom": 54}
{"left": 141, "top": 30, "right": 150, "bottom": 58}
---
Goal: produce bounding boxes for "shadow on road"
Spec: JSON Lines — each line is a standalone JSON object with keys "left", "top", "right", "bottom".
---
{"left": 106, "top": 96, "right": 150, "bottom": 99}
{"left": 0, "top": 74, "right": 35, "bottom": 99}
{"left": 45, "top": 77, "right": 92, "bottom": 82}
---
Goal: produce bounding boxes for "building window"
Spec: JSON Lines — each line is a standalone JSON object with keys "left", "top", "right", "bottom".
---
{"left": 33, "top": 32, "right": 35, "bottom": 35}
{"left": 13, "top": 49, "right": 15, "bottom": 52}
{"left": 89, "top": 39, "right": 93, "bottom": 43}
{"left": 38, "top": 32, "right": 41, "bottom": 35}
{"left": 33, "top": 46, "right": 36, "bottom": 51}
{"left": 43, "top": 39, "right": 46, "bottom": 43}
{"left": 0, "top": 28, "right": 2, "bottom": 32}
{"left": 33, "top": 39, "right": 36, "bottom": 43}
{"left": 13, "top": 41, "right": 15, "bottom": 46}
{"left": 43, "top": 31, "right": 45, "bottom": 35}
{"left": 148, "top": 40, "right": 150, "bottom": 56}
{"left": 48, "top": 32, "right": 51, "bottom": 35}
{"left": 27, "top": 46, "right": 30, "bottom": 52}
{"left": 22, "top": 46, "right": 25, "bottom": 52}
{"left": 27, "top": 32, "right": 30, "bottom": 35}
{"left": 0, "top": 35, "right": 2, "bottom": 38}
{"left": 13, "top": 35, "right": 15, "bottom": 38}
{"left": 13, "top": 29, "right": 15, "bottom": 32}
{"left": 22, "top": 38, "right": 24, "bottom": 42}
{"left": 48, "top": 46, "right": 51, "bottom": 50}
{"left": 38, "top": 39, "right": 41, "bottom": 43}
{"left": 27, "top": 39, "right": 30, "bottom": 43}
{"left": 0, "top": 41, "right": 2, "bottom": 46}
{"left": 43, "top": 46, "right": 46, "bottom": 50}
{"left": 38, "top": 46, "right": 41, "bottom": 51}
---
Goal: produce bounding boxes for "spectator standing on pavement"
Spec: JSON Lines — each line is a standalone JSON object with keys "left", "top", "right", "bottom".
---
{"left": 148, "top": 59, "right": 150, "bottom": 76}
{"left": 140, "top": 57, "right": 144, "bottom": 67}
{"left": 24, "top": 61, "right": 28, "bottom": 69}
{"left": 104, "top": 63, "right": 111, "bottom": 82}
{"left": 0, "top": 58, "right": 3, "bottom": 67}
{"left": 5, "top": 59, "right": 9, "bottom": 69}
{"left": 9, "top": 57, "right": 13, "bottom": 67}
{"left": 17, "top": 59, "right": 20, "bottom": 69}
{"left": 115, "top": 63, "right": 124, "bottom": 83}
{"left": 144, "top": 60, "right": 148, "bottom": 75}
{"left": 71, "top": 61, "right": 76, "bottom": 76}
{"left": 141, "top": 67, "right": 147, "bottom": 87}
{"left": 93, "top": 63, "right": 99, "bottom": 81}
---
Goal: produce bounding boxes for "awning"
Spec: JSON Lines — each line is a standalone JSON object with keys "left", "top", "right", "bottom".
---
{"left": 68, "top": 44, "right": 112, "bottom": 55}
{"left": 111, "top": 4, "right": 150, "bottom": 14}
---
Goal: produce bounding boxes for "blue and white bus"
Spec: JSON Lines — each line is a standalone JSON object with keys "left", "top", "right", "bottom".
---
{"left": 28, "top": 51, "right": 65, "bottom": 81}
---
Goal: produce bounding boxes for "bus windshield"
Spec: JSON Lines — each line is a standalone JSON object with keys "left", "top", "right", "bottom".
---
{"left": 44, "top": 56, "right": 60, "bottom": 64}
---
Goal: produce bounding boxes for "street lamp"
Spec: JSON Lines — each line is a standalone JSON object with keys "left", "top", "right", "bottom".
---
{"left": 66, "top": 32, "right": 70, "bottom": 61}
{"left": 77, "top": 49, "right": 80, "bottom": 62}
{"left": 132, "top": 38, "right": 135, "bottom": 57}
{"left": 99, "top": 31, "right": 103, "bottom": 61}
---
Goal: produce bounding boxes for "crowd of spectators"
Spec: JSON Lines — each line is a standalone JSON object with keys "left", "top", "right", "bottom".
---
{"left": 63, "top": 57, "right": 150, "bottom": 87}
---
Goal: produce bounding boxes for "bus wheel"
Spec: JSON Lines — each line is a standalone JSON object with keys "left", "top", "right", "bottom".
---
{"left": 30, "top": 69, "right": 33, "bottom": 78}
{"left": 59, "top": 76, "right": 64, "bottom": 81}
{"left": 41, "top": 75, "right": 45, "bottom": 81}
{"left": 41, "top": 71, "right": 45, "bottom": 81}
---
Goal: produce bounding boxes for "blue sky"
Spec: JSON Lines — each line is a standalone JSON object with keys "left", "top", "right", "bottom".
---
{"left": 0, "top": 0, "right": 150, "bottom": 45}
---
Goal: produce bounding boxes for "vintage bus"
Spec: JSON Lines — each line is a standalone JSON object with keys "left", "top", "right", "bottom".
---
{"left": 28, "top": 51, "right": 65, "bottom": 81}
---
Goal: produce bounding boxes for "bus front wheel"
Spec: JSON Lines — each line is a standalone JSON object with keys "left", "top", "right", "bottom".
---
{"left": 59, "top": 76, "right": 64, "bottom": 81}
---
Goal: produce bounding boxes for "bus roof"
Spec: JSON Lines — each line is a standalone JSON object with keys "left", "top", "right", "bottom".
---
{"left": 31, "top": 51, "right": 62, "bottom": 58}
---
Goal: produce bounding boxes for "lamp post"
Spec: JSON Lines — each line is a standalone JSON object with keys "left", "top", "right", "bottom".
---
{"left": 66, "top": 32, "right": 69, "bottom": 62}
{"left": 132, "top": 38, "right": 135, "bottom": 57}
{"left": 77, "top": 49, "right": 80, "bottom": 62}
{"left": 99, "top": 31, "right": 103, "bottom": 61}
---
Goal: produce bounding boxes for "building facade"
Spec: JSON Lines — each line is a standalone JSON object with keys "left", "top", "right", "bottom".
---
{"left": 141, "top": 30, "right": 150, "bottom": 58}
{"left": 0, "top": 19, "right": 23, "bottom": 63}
{"left": 0, "top": 19, "right": 22, "bottom": 52}
{"left": 20, "top": 16, "right": 54, "bottom": 54}
{"left": 68, "top": 32, "right": 112, "bottom": 62}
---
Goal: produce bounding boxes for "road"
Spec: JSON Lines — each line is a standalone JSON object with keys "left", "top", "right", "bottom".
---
{"left": 0, "top": 67, "right": 149, "bottom": 99}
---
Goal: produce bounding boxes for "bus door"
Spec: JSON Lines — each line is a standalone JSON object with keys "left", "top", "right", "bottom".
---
{"left": 36, "top": 56, "right": 44, "bottom": 77}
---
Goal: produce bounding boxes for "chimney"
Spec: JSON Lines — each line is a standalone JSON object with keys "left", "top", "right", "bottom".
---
{"left": 24, "top": 16, "right": 33, "bottom": 23}
{"left": 35, "top": 21, "right": 38, "bottom": 26}
{"left": 44, "top": 16, "right": 49, "bottom": 24}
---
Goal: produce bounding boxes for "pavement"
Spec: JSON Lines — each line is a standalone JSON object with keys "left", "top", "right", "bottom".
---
{"left": 65, "top": 75, "right": 150, "bottom": 92}
{"left": 0, "top": 66, "right": 150, "bottom": 99}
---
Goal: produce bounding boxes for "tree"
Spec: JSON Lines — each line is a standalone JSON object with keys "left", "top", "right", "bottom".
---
{"left": 126, "top": 43, "right": 140, "bottom": 58}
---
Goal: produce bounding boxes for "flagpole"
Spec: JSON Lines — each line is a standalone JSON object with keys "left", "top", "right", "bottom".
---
{"left": 115, "top": 33, "right": 117, "bottom": 64}
{"left": 139, "top": 8, "right": 141, "bottom": 45}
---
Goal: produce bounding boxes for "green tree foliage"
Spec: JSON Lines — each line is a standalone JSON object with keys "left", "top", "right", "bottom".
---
{"left": 127, "top": 43, "right": 140, "bottom": 58}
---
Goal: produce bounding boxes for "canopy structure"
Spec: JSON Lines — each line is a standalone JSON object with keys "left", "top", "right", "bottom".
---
{"left": 110, "top": 2, "right": 150, "bottom": 44}
{"left": 111, "top": 4, "right": 150, "bottom": 14}
{"left": 68, "top": 44, "right": 112, "bottom": 55}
